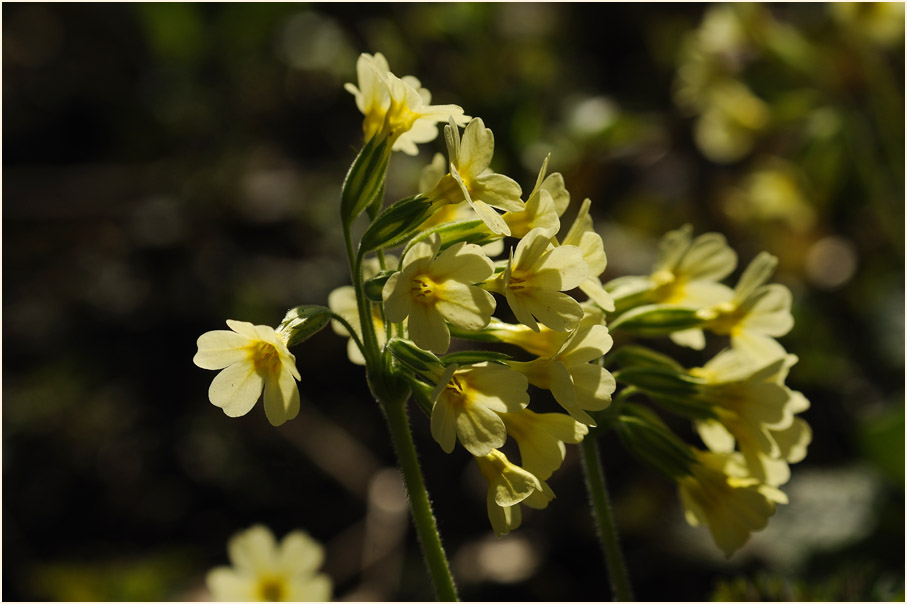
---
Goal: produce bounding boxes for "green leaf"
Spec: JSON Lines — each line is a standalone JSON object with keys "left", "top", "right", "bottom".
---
{"left": 277, "top": 305, "right": 333, "bottom": 347}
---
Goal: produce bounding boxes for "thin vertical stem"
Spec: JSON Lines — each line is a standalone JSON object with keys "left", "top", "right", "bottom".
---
{"left": 382, "top": 395, "right": 459, "bottom": 602}
{"left": 580, "top": 436, "right": 634, "bottom": 601}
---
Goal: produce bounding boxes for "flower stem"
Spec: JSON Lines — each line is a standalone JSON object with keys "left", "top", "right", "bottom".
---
{"left": 580, "top": 436, "right": 634, "bottom": 601}
{"left": 382, "top": 395, "right": 460, "bottom": 601}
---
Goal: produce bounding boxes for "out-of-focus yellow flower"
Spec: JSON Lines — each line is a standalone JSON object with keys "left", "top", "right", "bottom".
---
{"left": 194, "top": 320, "right": 301, "bottom": 426}
{"left": 344, "top": 52, "right": 469, "bottom": 155}
{"left": 430, "top": 362, "right": 529, "bottom": 456}
{"left": 694, "top": 80, "right": 770, "bottom": 163}
{"left": 832, "top": 2, "right": 905, "bottom": 46}
{"left": 500, "top": 408, "right": 588, "bottom": 479}
{"left": 426, "top": 118, "right": 525, "bottom": 236}
{"left": 491, "top": 227, "right": 588, "bottom": 332}
{"left": 383, "top": 234, "right": 495, "bottom": 353}
{"left": 723, "top": 160, "right": 816, "bottom": 232}
{"left": 691, "top": 348, "right": 807, "bottom": 486}
{"left": 678, "top": 450, "right": 787, "bottom": 557}
{"left": 607, "top": 224, "right": 736, "bottom": 349}
{"left": 509, "top": 323, "right": 615, "bottom": 425}
{"left": 207, "top": 525, "right": 332, "bottom": 602}
{"left": 474, "top": 449, "right": 554, "bottom": 537}
{"left": 701, "top": 251, "right": 793, "bottom": 363}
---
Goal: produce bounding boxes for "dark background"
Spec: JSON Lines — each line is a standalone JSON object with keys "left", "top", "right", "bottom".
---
{"left": 3, "top": 3, "right": 904, "bottom": 601}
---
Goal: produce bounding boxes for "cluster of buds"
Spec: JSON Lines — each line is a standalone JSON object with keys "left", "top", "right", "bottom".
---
{"left": 194, "top": 52, "right": 810, "bottom": 556}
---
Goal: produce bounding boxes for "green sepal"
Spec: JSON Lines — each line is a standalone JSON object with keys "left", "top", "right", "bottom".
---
{"left": 341, "top": 135, "right": 393, "bottom": 226}
{"left": 364, "top": 270, "right": 395, "bottom": 302}
{"left": 387, "top": 338, "right": 445, "bottom": 381}
{"left": 615, "top": 366, "right": 714, "bottom": 419}
{"left": 441, "top": 350, "right": 512, "bottom": 366}
{"left": 277, "top": 305, "right": 333, "bottom": 347}
{"left": 403, "top": 219, "right": 502, "bottom": 258}
{"left": 609, "top": 345, "right": 685, "bottom": 372}
{"left": 616, "top": 403, "right": 696, "bottom": 480}
{"left": 609, "top": 304, "right": 705, "bottom": 336}
{"left": 359, "top": 195, "right": 436, "bottom": 255}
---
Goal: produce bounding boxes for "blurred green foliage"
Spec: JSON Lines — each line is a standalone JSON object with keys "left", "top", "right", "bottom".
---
{"left": 3, "top": 2, "right": 903, "bottom": 601}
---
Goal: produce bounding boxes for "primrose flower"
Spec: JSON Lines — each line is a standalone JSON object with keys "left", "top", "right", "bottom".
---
{"left": 483, "top": 305, "right": 606, "bottom": 358}
{"left": 678, "top": 450, "right": 787, "bottom": 557}
{"left": 509, "top": 323, "right": 616, "bottom": 425}
{"left": 383, "top": 234, "right": 495, "bottom": 353}
{"left": 560, "top": 197, "right": 615, "bottom": 312}
{"left": 500, "top": 408, "right": 588, "bottom": 480}
{"left": 474, "top": 449, "right": 555, "bottom": 537}
{"left": 345, "top": 52, "right": 469, "bottom": 155}
{"left": 607, "top": 224, "right": 737, "bottom": 349}
{"left": 502, "top": 155, "right": 563, "bottom": 239}
{"left": 207, "top": 525, "right": 332, "bottom": 602}
{"left": 493, "top": 227, "right": 589, "bottom": 332}
{"left": 194, "top": 320, "right": 301, "bottom": 426}
{"left": 328, "top": 257, "right": 392, "bottom": 366}
{"left": 701, "top": 251, "right": 793, "bottom": 363}
{"left": 691, "top": 349, "right": 804, "bottom": 485}
{"left": 426, "top": 118, "right": 524, "bottom": 236}
{"left": 430, "top": 362, "right": 529, "bottom": 456}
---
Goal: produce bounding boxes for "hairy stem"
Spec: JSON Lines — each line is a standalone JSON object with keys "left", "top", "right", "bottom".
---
{"left": 580, "top": 436, "right": 634, "bottom": 601}
{"left": 382, "top": 395, "right": 459, "bottom": 601}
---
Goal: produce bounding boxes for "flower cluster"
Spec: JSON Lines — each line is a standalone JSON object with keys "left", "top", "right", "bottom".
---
{"left": 193, "top": 51, "right": 811, "bottom": 560}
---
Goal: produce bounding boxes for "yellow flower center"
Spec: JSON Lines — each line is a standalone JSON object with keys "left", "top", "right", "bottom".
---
{"left": 704, "top": 301, "right": 744, "bottom": 336}
{"left": 411, "top": 274, "right": 439, "bottom": 304}
{"left": 250, "top": 341, "right": 281, "bottom": 376}
{"left": 443, "top": 376, "right": 470, "bottom": 408}
{"left": 256, "top": 577, "right": 286, "bottom": 602}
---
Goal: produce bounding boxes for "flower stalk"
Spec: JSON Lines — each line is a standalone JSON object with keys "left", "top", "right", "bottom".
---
{"left": 580, "top": 436, "right": 634, "bottom": 602}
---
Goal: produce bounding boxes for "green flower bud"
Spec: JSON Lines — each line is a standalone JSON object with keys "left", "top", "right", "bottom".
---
{"left": 277, "top": 305, "right": 333, "bottom": 347}
{"left": 359, "top": 195, "right": 436, "bottom": 255}
{"left": 609, "top": 304, "right": 706, "bottom": 337}
{"left": 616, "top": 404, "right": 696, "bottom": 479}
{"left": 341, "top": 135, "right": 393, "bottom": 226}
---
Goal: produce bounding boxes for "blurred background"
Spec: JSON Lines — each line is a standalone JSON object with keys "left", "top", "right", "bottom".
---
{"left": 3, "top": 2, "right": 904, "bottom": 601}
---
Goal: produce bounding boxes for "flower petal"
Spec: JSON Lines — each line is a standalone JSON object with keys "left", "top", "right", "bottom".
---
{"left": 263, "top": 368, "right": 300, "bottom": 426}
{"left": 430, "top": 397, "right": 458, "bottom": 453}
{"left": 209, "top": 362, "right": 264, "bottom": 418}
{"left": 456, "top": 403, "right": 507, "bottom": 457}
{"left": 194, "top": 330, "right": 252, "bottom": 370}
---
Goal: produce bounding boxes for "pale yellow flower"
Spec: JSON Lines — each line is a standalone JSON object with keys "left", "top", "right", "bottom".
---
{"left": 474, "top": 449, "right": 555, "bottom": 537}
{"left": 207, "top": 525, "right": 332, "bottom": 602}
{"left": 482, "top": 305, "right": 606, "bottom": 358}
{"left": 497, "top": 227, "right": 589, "bottom": 332}
{"left": 608, "top": 224, "right": 737, "bottom": 349}
{"left": 702, "top": 251, "right": 793, "bottom": 363}
{"left": 560, "top": 197, "right": 614, "bottom": 312}
{"left": 678, "top": 450, "right": 787, "bottom": 557}
{"left": 344, "top": 52, "right": 468, "bottom": 155}
{"left": 691, "top": 348, "right": 805, "bottom": 486}
{"left": 502, "top": 155, "right": 562, "bottom": 239}
{"left": 509, "top": 323, "right": 615, "bottom": 425}
{"left": 500, "top": 408, "right": 588, "bottom": 479}
{"left": 328, "top": 257, "right": 393, "bottom": 366}
{"left": 430, "top": 362, "right": 529, "bottom": 456}
{"left": 426, "top": 118, "right": 525, "bottom": 236}
{"left": 194, "top": 320, "right": 301, "bottom": 426}
{"left": 383, "top": 234, "right": 495, "bottom": 353}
